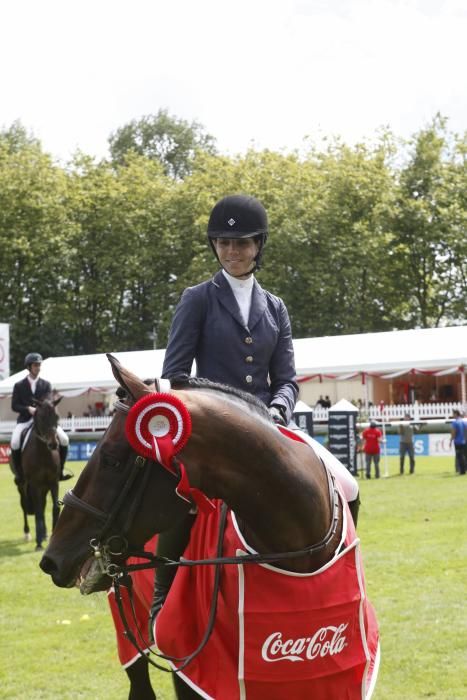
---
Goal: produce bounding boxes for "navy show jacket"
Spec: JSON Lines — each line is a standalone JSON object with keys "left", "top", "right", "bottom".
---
{"left": 162, "top": 271, "right": 298, "bottom": 423}
{"left": 11, "top": 376, "right": 52, "bottom": 423}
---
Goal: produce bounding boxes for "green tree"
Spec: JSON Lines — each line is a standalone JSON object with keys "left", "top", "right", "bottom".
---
{"left": 303, "top": 137, "right": 397, "bottom": 336}
{"left": 108, "top": 109, "right": 217, "bottom": 179}
{"left": 177, "top": 144, "right": 397, "bottom": 339}
{"left": 388, "top": 116, "right": 466, "bottom": 327}
{"left": 0, "top": 123, "right": 72, "bottom": 371}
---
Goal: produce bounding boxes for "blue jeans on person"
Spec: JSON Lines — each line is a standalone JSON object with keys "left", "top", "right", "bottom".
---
{"left": 400, "top": 442, "right": 415, "bottom": 474}
{"left": 365, "top": 453, "right": 380, "bottom": 479}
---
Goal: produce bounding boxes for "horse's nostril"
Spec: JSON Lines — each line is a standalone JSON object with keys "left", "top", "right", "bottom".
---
{"left": 39, "top": 555, "right": 56, "bottom": 575}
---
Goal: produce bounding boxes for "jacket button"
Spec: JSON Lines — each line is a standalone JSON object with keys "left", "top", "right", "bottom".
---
{"left": 244, "top": 336, "right": 253, "bottom": 344}
{"left": 245, "top": 355, "right": 253, "bottom": 363}
{"left": 245, "top": 375, "right": 253, "bottom": 383}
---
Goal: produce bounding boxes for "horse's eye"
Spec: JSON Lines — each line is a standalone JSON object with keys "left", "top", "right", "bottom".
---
{"left": 100, "top": 452, "right": 121, "bottom": 470}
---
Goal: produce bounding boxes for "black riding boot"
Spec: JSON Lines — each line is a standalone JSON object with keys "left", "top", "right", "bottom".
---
{"left": 11, "top": 448, "right": 24, "bottom": 485}
{"left": 348, "top": 494, "right": 361, "bottom": 528}
{"left": 148, "top": 511, "right": 196, "bottom": 642}
{"left": 58, "top": 445, "right": 73, "bottom": 481}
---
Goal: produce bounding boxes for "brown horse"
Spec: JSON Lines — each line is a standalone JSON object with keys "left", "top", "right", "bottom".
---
{"left": 15, "top": 397, "right": 62, "bottom": 550}
{"left": 40, "top": 355, "right": 379, "bottom": 699}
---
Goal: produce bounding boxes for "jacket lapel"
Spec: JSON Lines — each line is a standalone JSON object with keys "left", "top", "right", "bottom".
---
{"left": 248, "top": 279, "right": 267, "bottom": 330}
{"left": 214, "top": 271, "right": 247, "bottom": 328}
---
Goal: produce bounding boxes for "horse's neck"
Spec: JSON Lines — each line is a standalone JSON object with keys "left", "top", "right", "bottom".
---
{"left": 180, "top": 392, "right": 337, "bottom": 570}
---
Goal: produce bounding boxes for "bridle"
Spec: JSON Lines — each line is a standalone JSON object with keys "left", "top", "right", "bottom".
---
{"left": 60, "top": 394, "right": 343, "bottom": 673}
{"left": 61, "top": 399, "right": 155, "bottom": 561}
{"left": 33, "top": 402, "right": 59, "bottom": 449}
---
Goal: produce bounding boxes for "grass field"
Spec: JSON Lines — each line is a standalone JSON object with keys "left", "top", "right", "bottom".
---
{"left": 1, "top": 456, "right": 466, "bottom": 699}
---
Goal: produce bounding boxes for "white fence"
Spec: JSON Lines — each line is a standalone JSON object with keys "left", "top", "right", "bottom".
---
{"left": 307, "top": 401, "right": 463, "bottom": 424}
{"left": 0, "top": 415, "right": 111, "bottom": 436}
{"left": 0, "top": 401, "right": 462, "bottom": 437}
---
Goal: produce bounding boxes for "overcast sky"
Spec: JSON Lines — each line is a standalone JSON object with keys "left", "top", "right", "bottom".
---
{"left": 2, "top": 0, "right": 466, "bottom": 162}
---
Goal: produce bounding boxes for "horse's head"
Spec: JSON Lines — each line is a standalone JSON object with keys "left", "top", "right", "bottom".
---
{"left": 39, "top": 355, "right": 192, "bottom": 593}
{"left": 34, "top": 397, "right": 61, "bottom": 448}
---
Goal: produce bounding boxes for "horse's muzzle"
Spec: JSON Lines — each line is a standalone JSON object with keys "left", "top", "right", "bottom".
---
{"left": 39, "top": 553, "right": 77, "bottom": 588}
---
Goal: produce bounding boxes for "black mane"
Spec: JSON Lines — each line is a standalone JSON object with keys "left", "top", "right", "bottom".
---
{"left": 169, "top": 376, "right": 273, "bottom": 422}
{"left": 115, "top": 376, "right": 273, "bottom": 423}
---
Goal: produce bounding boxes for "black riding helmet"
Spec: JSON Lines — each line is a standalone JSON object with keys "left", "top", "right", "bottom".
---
{"left": 207, "top": 195, "right": 268, "bottom": 273}
{"left": 25, "top": 352, "right": 43, "bottom": 368}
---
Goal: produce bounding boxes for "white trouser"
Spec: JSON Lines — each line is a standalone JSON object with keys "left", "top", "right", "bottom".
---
{"left": 293, "top": 429, "right": 359, "bottom": 503}
{"left": 11, "top": 421, "right": 69, "bottom": 450}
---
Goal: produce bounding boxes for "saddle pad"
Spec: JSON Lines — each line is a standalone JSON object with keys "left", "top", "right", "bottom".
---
{"left": 237, "top": 543, "right": 378, "bottom": 699}
{"left": 20, "top": 426, "right": 33, "bottom": 450}
{"left": 155, "top": 500, "right": 379, "bottom": 699}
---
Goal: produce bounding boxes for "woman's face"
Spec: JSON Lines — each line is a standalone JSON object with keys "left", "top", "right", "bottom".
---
{"left": 213, "top": 237, "right": 260, "bottom": 278}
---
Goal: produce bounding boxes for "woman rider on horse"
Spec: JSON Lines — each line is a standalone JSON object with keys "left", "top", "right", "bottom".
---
{"left": 150, "top": 194, "right": 360, "bottom": 627}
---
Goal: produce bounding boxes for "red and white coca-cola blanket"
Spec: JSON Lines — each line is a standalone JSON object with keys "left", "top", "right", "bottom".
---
{"left": 154, "top": 495, "right": 379, "bottom": 700}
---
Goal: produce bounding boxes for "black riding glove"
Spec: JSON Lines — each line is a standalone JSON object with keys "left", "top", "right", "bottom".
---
{"left": 268, "top": 405, "right": 287, "bottom": 426}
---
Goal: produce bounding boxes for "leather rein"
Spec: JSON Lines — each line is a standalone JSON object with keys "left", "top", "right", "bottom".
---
{"left": 60, "top": 395, "right": 342, "bottom": 673}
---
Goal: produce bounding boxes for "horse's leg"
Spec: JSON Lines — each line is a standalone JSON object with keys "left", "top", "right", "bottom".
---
{"left": 125, "top": 657, "right": 156, "bottom": 700}
{"left": 173, "top": 674, "right": 202, "bottom": 700}
{"left": 18, "top": 487, "right": 31, "bottom": 542}
{"left": 23, "top": 509, "right": 31, "bottom": 541}
{"left": 34, "top": 490, "right": 47, "bottom": 551}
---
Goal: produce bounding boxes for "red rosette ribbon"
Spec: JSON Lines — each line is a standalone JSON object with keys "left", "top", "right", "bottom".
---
{"left": 126, "top": 393, "right": 214, "bottom": 514}
{"left": 126, "top": 393, "right": 192, "bottom": 466}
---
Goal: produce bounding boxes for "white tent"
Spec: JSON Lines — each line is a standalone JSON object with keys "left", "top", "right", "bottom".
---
{"left": 0, "top": 326, "right": 465, "bottom": 410}
{"left": 292, "top": 325, "right": 467, "bottom": 377}
{"left": 0, "top": 349, "right": 167, "bottom": 397}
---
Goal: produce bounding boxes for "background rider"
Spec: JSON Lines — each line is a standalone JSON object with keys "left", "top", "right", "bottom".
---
{"left": 10, "top": 352, "right": 71, "bottom": 484}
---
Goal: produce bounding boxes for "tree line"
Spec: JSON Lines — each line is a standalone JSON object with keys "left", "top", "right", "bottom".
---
{"left": 1, "top": 111, "right": 466, "bottom": 372}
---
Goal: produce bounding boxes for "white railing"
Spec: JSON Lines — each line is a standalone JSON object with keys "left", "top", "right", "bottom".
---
{"left": 306, "top": 401, "right": 463, "bottom": 423}
{"left": 312, "top": 407, "right": 330, "bottom": 422}
{"left": 370, "top": 402, "right": 462, "bottom": 422}
{"left": 0, "top": 416, "right": 112, "bottom": 436}
{"left": 0, "top": 401, "right": 463, "bottom": 436}
{"left": 61, "top": 416, "right": 112, "bottom": 432}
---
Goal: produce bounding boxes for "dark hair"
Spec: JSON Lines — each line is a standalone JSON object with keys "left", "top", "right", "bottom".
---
{"left": 171, "top": 375, "right": 272, "bottom": 421}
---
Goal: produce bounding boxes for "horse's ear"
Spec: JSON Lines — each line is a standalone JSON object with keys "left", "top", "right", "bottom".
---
{"left": 107, "top": 353, "right": 152, "bottom": 401}
{"left": 53, "top": 396, "right": 63, "bottom": 407}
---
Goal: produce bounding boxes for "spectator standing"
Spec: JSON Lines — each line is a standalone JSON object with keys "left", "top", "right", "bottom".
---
{"left": 450, "top": 409, "right": 466, "bottom": 475}
{"left": 361, "top": 421, "right": 383, "bottom": 479}
{"left": 399, "top": 413, "right": 416, "bottom": 474}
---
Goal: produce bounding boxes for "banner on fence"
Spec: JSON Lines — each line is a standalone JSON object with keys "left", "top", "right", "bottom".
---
{"left": 68, "top": 441, "right": 98, "bottom": 461}
{"left": 369, "top": 434, "right": 454, "bottom": 457}
{"left": 0, "top": 443, "right": 10, "bottom": 464}
{"left": 0, "top": 434, "right": 455, "bottom": 466}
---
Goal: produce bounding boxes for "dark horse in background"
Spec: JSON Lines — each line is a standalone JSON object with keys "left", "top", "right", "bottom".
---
{"left": 40, "top": 355, "right": 379, "bottom": 699}
{"left": 13, "top": 397, "right": 62, "bottom": 551}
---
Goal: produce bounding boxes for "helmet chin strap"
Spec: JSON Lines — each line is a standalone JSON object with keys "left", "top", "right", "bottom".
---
{"left": 221, "top": 262, "right": 257, "bottom": 279}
